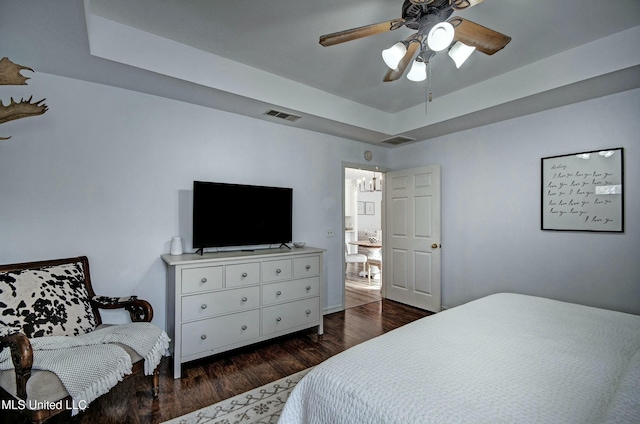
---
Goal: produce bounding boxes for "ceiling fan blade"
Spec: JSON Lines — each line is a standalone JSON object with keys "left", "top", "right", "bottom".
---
{"left": 383, "top": 40, "right": 421, "bottom": 82}
{"left": 320, "top": 19, "right": 405, "bottom": 47}
{"left": 448, "top": 17, "right": 511, "bottom": 55}
{"left": 450, "top": 0, "right": 485, "bottom": 10}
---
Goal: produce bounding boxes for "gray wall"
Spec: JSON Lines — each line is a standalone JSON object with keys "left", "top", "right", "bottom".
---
{"left": 0, "top": 73, "right": 390, "bottom": 327}
{"left": 1, "top": 71, "right": 638, "bottom": 331}
{"left": 390, "top": 88, "right": 640, "bottom": 314}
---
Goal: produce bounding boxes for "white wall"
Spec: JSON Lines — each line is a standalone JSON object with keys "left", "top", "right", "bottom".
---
{"left": 389, "top": 88, "right": 640, "bottom": 315}
{"left": 0, "top": 73, "right": 390, "bottom": 328}
{"left": 356, "top": 189, "right": 382, "bottom": 235}
{"left": 1, "top": 73, "right": 637, "bottom": 330}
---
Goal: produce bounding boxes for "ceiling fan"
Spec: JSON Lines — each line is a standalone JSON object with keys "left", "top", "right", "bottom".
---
{"left": 319, "top": 0, "right": 511, "bottom": 86}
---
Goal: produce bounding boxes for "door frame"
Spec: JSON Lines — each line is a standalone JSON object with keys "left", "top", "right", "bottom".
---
{"left": 341, "top": 161, "right": 389, "bottom": 310}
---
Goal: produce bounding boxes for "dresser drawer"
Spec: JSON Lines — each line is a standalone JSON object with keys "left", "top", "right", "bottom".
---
{"left": 262, "top": 297, "right": 320, "bottom": 336}
{"left": 181, "top": 286, "right": 260, "bottom": 321}
{"left": 181, "top": 309, "right": 260, "bottom": 357}
{"left": 263, "top": 259, "right": 292, "bottom": 282}
{"left": 225, "top": 262, "right": 260, "bottom": 288}
{"left": 293, "top": 256, "right": 320, "bottom": 278}
{"left": 182, "top": 266, "right": 223, "bottom": 294}
{"left": 262, "top": 277, "right": 320, "bottom": 306}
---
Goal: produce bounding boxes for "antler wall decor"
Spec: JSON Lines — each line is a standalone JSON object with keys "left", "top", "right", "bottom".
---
{"left": 0, "top": 57, "right": 48, "bottom": 140}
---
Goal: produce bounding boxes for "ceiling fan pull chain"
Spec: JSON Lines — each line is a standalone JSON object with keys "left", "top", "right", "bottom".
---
{"left": 425, "top": 85, "right": 429, "bottom": 114}
{"left": 424, "top": 60, "right": 433, "bottom": 114}
{"left": 428, "top": 60, "right": 433, "bottom": 102}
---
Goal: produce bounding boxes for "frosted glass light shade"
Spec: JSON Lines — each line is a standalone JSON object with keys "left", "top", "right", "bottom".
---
{"left": 448, "top": 41, "right": 476, "bottom": 68}
{"left": 406, "top": 60, "right": 427, "bottom": 82}
{"left": 382, "top": 42, "right": 407, "bottom": 69}
{"left": 427, "top": 22, "right": 455, "bottom": 52}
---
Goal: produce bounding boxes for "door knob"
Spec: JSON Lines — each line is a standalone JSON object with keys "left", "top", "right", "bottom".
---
{"left": 431, "top": 243, "right": 439, "bottom": 249}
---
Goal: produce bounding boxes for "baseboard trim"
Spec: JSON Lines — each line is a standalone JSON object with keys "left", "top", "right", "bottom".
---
{"left": 323, "top": 305, "right": 344, "bottom": 315}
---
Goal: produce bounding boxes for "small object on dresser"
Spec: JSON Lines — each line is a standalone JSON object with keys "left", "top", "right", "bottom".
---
{"left": 293, "top": 242, "right": 306, "bottom": 248}
{"left": 368, "top": 237, "right": 379, "bottom": 243}
{"left": 170, "top": 236, "right": 183, "bottom": 255}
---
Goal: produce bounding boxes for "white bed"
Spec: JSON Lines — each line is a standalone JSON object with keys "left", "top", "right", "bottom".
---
{"left": 279, "top": 293, "right": 640, "bottom": 424}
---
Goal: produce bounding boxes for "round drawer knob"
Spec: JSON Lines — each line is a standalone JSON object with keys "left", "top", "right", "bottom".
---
{"left": 276, "top": 317, "right": 282, "bottom": 322}
{"left": 306, "top": 286, "right": 311, "bottom": 291}
{"left": 201, "top": 304, "right": 207, "bottom": 309}
{"left": 200, "top": 334, "right": 207, "bottom": 340}
{"left": 201, "top": 278, "right": 207, "bottom": 283}
{"left": 241, "top": 296, "right": 248, "bottom": 302}
{"left": 242, "top": 325, "right": 248, "bottom": 331}
{"left": 242, "top": 272, "right": 248, "bottom": 278}
{"left": 276, "top": 269, "right": 282, "bottom": 274}
{"left": 276, "top": 291, "right": 282, "bottom": 296}
{"left": 306, "top": 265, "right": 311, "bottom": 270}
{"left": 306, "top": 309, "right": 311, "bottom": 315}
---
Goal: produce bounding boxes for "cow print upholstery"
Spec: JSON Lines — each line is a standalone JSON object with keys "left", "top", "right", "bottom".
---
{"left": 0, "top": 262, "right": 97, "bottom": 338}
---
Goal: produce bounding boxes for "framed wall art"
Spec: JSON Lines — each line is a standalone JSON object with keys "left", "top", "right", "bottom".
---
{"left": 541, "top": 148, "right": 624, "bottom": 232}
{"left": 365, "top": 202, "right": 375, "bottom": 215}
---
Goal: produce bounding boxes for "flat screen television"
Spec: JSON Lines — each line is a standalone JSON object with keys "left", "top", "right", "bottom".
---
{"left": 193, "top": 181, "right": 293, "bottom": 251}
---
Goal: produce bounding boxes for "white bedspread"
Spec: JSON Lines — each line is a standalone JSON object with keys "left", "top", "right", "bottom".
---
{"left": 279, "top": 293, "right": 640, "bottom": 424}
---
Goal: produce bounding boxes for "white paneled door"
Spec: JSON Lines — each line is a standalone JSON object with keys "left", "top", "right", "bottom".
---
{"left": 384, "top": 165, "right": 441, "bottom": 312}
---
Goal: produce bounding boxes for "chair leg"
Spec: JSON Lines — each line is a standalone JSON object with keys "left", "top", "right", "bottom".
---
{"left": 152, "top": 367, "right": 160, "bottom": 397}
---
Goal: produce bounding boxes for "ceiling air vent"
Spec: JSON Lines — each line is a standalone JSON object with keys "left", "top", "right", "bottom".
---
{"left": 264, "top": 109, "right": 301, "bottom": 122}
{"left": 380, "top": 135, "right": 415, "bottom": 146}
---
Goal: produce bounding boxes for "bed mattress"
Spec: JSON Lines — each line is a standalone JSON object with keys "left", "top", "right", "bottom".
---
{"left": 279, "top": 293, "right": 640, "bottom": 423}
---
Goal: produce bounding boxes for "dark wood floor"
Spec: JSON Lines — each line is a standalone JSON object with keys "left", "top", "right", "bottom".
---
{"left": 6, "top": 300, "right": 431, "bottom": 424}
{"left": 345, "top": 262, "right": 382, "bottom": 309}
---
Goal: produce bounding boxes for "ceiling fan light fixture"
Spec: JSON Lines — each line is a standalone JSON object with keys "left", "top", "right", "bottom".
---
{"left": 448, "top": 41, "right": 476, "bottom": 68}
{"left": 426, "top": 22, "right": 455, "bottom": 52}
{"left": 407, "top": 60, "right": 427, "bottom": 82}
{"left": 382, "top": 42, "right": 407, "bottom": 69}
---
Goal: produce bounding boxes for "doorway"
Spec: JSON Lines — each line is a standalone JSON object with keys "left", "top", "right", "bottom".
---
{"left": 344, "top": 166, "right": 384, "bottom": 309}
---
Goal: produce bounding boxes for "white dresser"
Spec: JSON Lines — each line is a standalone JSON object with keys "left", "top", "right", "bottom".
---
{"left": 161, "top": 246, "right": 324, "bottom": 378}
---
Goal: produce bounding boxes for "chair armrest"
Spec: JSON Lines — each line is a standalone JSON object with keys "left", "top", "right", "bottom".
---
{"left": 91, "top": 296, "right": 154, "bottom": 323}
{"left": 0, "top": 333, "right": 33, "bottom": 400}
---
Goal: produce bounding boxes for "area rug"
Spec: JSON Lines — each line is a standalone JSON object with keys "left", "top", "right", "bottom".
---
{"left": 162, "top": 368, "right": 312, "bottom": 424}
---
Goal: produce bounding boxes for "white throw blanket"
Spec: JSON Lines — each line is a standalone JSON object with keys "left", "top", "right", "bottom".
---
{"left": 0, "top": 322, "right": 170, "bottom": 415}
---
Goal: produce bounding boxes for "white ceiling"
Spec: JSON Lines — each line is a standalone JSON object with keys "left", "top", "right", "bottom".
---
{"left": 3, "top": 0, "right": 639, "bottom": 147}
{"left": 345, "top": 167, "right": 380, "bottom": 181}
{"left": 89, "top": 0, "right": 640, "bottom": 114}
